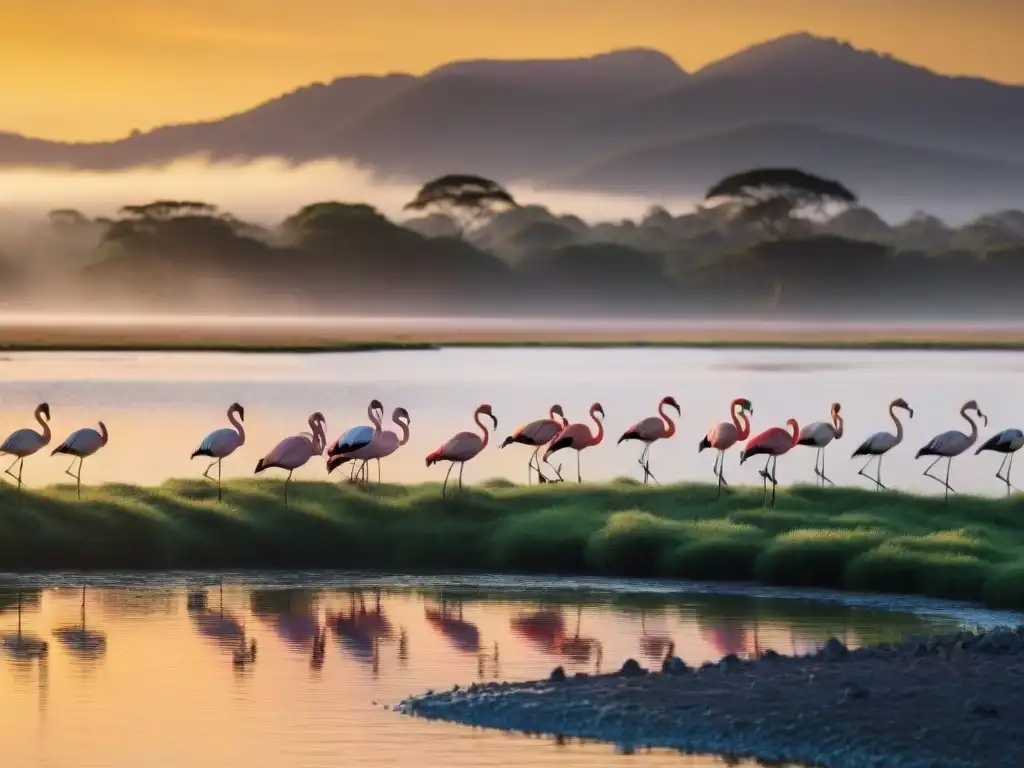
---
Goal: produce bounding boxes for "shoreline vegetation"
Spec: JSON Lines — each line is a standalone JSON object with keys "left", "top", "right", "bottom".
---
{"left": 2, "top": 479, "right": 1023, "bottom": 611}
{"left": 6, "top": 325, "right": 1024, "bottom": 352}
{"left": 395, "top": 627, "right": 1024, "bottom": 768}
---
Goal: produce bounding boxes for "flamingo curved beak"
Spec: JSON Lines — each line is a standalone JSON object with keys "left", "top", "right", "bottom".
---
{"left": 488, "top": 413, "right": 498, "bottom": 430}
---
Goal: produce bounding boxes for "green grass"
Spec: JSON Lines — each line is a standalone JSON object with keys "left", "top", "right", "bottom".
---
{"left": 2, "top": 479, "right": 1024, "bottom": 610}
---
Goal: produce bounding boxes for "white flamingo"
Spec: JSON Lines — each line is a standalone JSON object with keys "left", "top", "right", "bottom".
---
{"left": 0, "top": 402, "right": 52, "bottom": 503}
{"left": 191, "top": 402, "right": 246, "bottom": 500}
{"left": 851, "top": 398, "right": 913, "bottom": 491}
{"left": 975, "top": 428, "right": 1024, "bottom": 495}
{"left": 51, "top": 421, "right": 109, "bottom": 499}
{"left": 797, "top": 402, "right": 843, "bottom": 486}
{"left": 916, "top": 399, "right": 987, "bottom": 501}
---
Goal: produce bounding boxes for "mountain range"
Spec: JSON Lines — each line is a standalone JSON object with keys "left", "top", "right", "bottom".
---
{"left": 3, "top": 33, "right": 1024, "bottom": 211}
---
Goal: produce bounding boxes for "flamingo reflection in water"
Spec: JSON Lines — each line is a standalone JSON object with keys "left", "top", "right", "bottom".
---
{"left": 250, "top": 588, "right": 320, "bottom": 653}
{"left": 330, "top": 590, "right": 396, "bottom": 676}
{"left": 510, "top": 607, "right": 566, "bottom": 653}
{"left": 697, "top": 616, "right": 763, "bottom": 660}
{"left": 557, "top": 607, "right": 603, "bottom": 673}
{"left": 0, "top": 590, "right": 48, "bottom": 659}
{"left": 52, "top": 585, "right": 106, "bottom": 658}
{"left": 637, "top": 607, "right": 674, "bottom": 665}
{"left": 188, "top": 583, "right": 247, "bottom": 652}
{"left": 424, "top": 594, "right": 480, "bottom": 655}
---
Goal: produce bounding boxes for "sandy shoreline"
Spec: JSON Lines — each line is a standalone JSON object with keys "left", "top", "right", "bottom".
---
{"left": 396, "top": 627, "right": 1024, "bottom": 768}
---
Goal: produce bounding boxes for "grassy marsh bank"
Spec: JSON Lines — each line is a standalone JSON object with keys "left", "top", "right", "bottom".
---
{"left": 1, "top": 479, "right": 1023, "bottom": 609}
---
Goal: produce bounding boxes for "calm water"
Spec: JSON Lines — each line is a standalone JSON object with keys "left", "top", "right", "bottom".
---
{"left": 2, "top": 573, "right": 1018, "bottom": 768}
{"left": 0, "top": 347, "right": 1022, "bottom": 494}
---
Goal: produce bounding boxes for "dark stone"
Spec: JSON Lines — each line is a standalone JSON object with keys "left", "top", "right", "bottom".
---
{"left": 820, "top": 637, "right": 849, "bottom": 661}
{"left": 549, "top": 666, "right": 566, "bottom": 682}
{"left": 662, "top": 656, "right": 688, "bottom": 675}
{"left": 759, "top": 649, "right": 781, "bottom": 661}
{"left": 719, "top": 653, "right": 742, "bottom": 671}
{"left": 619, "top": 658, "right": 647, "bottom": 677}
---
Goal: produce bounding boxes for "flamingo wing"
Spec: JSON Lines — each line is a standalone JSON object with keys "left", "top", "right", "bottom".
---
{"left": 329, "top": 425, "right": 376, "bottom": 456}
{"left": 618, "top": 416, "right": 662, "bottom": 443}
{"left": 435, "top": 431, "right": 485, "bottom": 462}
{"left": 53, "top": 428, "right": 103, "bottom": 457}
{"left": 1, "top": 428, "right": 45, "bottom": 456}
{"left": 709, "top": 421, "right": 739, "bottom": 449}
{"left": 976, "top": 429, "right": 1024, "bottom": 454}
{"left": 259, "top": 435, "right": 315, "bottom": 471}
{"left": 192, "top": 427, "right": 239, "bottom": 459}
{"left": 797, "top": 421, "right": 833, "bottom": 447}
{"left": 545, "top": 423, "right": 588, "bottom": 457}
{"left": 518, "top": 419, "right": 561, "bottom": 445}
{"left": 852, "top": 431, "right": 895, "bottom": 457}
{"left": 916, "top": 430, "right": 969, "bottom": 458}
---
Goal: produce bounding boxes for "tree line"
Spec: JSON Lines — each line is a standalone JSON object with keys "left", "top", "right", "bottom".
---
{"left": 2, "top": 169, "right": 1023, "bottom": 317}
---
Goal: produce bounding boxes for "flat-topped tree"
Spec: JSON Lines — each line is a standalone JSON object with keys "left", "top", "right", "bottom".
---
{"left": 404, "top": 175, "right": 518, "bottom": 236}
{"left": 704, "top": 168, "right": 857, "bottom": 238}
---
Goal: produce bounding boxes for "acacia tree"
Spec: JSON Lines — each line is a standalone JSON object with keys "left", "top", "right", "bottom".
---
{"left": 704, "top": 168, "right": 858, "bottom": 238}
{"left": 404, "top": 174, "right": 518, "bottom": 236}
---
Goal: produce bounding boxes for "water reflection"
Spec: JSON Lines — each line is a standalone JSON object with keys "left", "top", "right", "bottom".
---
{"left": 0, "top": 580, "right": 988, "bottom": 768}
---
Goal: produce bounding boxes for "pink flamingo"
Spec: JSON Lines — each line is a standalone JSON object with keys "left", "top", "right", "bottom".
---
{"left": 0, "top": 402, "right": 52, "bottom": 504}
{"left": 426, "top": 403, "right": 497, "bottom": 498}
{"left": 328, "top": 406, "right": 411, "bottom": 482}
{"left": 740, "top": 417, "right": 800, "bottom": 507}
{"left": 254, "top": 411, "right": 326, "bottom": 507}
{"left": 617, "top": 396, "right": 680, "bottom": 484}
{"left": 699, "top": 398, "right": 753, "bottom": 498}
{"left": 544, "top": 403, "right": 605, "bottom": 484}
{"left": 190, "top": 402, "right": 245, "bottom": 500}
{"left": 327, "top": 399, "right": 383, "bottom": 483}
{"left": 916, "top": 399, "right": 987, "bottom": 501}
{"left": 797, "top": 402, "right": 844, "bottom": 487}
{"left": 51, "top": 420, "right": 109, "bottom": 499}
{"left": 500, "top": 404, "right": 567, "bottom": 484}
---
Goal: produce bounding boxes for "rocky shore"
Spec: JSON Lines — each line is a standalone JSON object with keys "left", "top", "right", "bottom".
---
{"left": 395, "top": 627, "right": 1024, "bottom": 768}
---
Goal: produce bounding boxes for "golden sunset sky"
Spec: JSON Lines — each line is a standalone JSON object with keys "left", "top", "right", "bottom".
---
{"left": 3, "top": 0, "right": 1021, "bottom": 141}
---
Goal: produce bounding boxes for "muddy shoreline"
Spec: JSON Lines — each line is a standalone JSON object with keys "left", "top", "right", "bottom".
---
{"left": 396, "top": 628, "right": 1024, "bottom": 768}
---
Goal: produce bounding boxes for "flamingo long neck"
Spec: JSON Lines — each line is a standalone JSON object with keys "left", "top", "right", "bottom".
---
{"left": 35, "top": 408, "right": 51, "bottom": 443}
{"left": 831, "top": 410, "right": 844, "bottom": 439}
{"left": 98, "top": 421, "right": 109, "bottom": 446}
{"left": 227, "top": 407, "right": 245, "bottom": 445}
{"left": 368, "top": 404, "right": 383, "bottom": 432}
{"left": 889, "top": 403, "right": 905, "bottom": 443}
{"left": 474, "top": 409, "right": 491, "bottom": 449}
{"left": 787, "top": 419, "right": 800, "bottom": 446}
{"left": 960, "top": 406, "right": 979, "bottom": 446}
{"left": 590, "top": 409, "right": 605, "bottom": 445}
{"left": 658, "top": 401, "right": 677, "bottom": 438}
{"left": 395, "top": 415, "right": 411, "bottom": 446}
{"left": 309, "top": 418, "right": 325, "bottom": 454}
{"left": 730, "top": 400, "right": 750, "bottom": 440}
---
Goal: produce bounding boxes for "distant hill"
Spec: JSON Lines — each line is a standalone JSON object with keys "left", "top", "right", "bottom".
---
{"left": 2, "top": 33, "right": 1024, "bottom": 210}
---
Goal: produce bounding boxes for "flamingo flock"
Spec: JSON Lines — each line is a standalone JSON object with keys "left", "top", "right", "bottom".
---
{"left": 0, "top": 396, "right": 1021, "bottom": 506}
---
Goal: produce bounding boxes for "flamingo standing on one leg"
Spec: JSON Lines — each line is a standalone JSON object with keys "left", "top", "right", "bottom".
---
{"left": 617, "top": 396, "right": 680, "bottom": 484}
{"left": 500, "top": 404, "right": 567, "bottom": 484}
{"left": 0, "top": 402, "right": 52, "bottom": 505}
{"left": 51, "top": 421, "right": 109, "bottom": 499}
{"left": 699, "top": 398, "right": 752, "bottom": 499}
{"left": 916, "top": 400, "right": 987, "bottom": 502}
{"left": 975, "top": 428, "right": 1024, "bottom": 495}
{"left": 740, "top": 418, "right": 800, "bottom": 508}
{"left": 851, "top": 398, "right": 913, "bottom": 491}
{"left": 543, "top": 403, "right": 605, "bottom": 484}
{"left": 426, "top": 404, "right": 498, "bottom": 499}
{"left": 327, "top": 400, "right": 384, "bottom": 484}
{"left": 254, "top": 412, "right": 327, "bottom": 507}
{"left": 328, "top": 407, "right": 411, "bottom": 482}
{"left": 191, "top": 402, "right": 245, "bottom": 500}
{"left": 797, "top": 402, "right": 844, "bottom": 487}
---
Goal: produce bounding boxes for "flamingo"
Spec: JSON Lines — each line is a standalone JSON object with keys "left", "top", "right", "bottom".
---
{"left": 254, "top": 411, "right": 327, "bottom": 507}
{"left": 699, "top": 397, "right": 753, "bottom": 499}
{"left": 543, "top": 402, "right": 605, "bottom": 484}
{"left": 426, "top": 403, "right": 497, "bottom": 498}
{"left": 500, "top": 404, "right": 567, "bottom": 484}
{"left": 328, "top": 407, "right": 411, "bottom": 482}
{"left": 0, "top": 402, "right": 52, "bottom": 503}
{"left": 327, "top": 399, "right": 383, "bottom": 483}
{"left": 975, "top": 428, "right": 1024, "bottom": 495}
{"left": 916, "top": 400, "right": 987, "bottom": 501}
{"left": 851, "top": 398, "right": 913, "bottom": 491}
{"left": 190, "top": 402, "right": 245, "bottom": 500}
{"left": 797, "top": 402, "right": 844, "bottom": 487}
{"left": 617, "top": 396, "right": 680, "bottom": 484}
{"left": 740, "top": 418, "right": 800, "bottom": 507}
{"left": 51, "top": 421, "right": 109, "bottom": 499}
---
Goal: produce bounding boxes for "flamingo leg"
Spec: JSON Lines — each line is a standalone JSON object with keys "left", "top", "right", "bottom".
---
{"left": 458, "top": 461, "right": 465, "bottom": 491}
{"left": 637, "top": 444, "right": 651, "bottom": 484}
{"left": 528, "top": 447, "right": 540, "bottom": 485}
{"left": 922, "top": 456, "right": 955, "bottom": 499}
{"left": 759, "top": 456, "right": 771, "bottom": 505}
{"left": 217, "top": 458, "right": 223, "bottom": 501}
{"left": 5, "top": 456, "right": 25, "bottom": 507}
{"left": 64, "top": 456, "right": 85, "bottom": 500}
{"left": 576, "top": 451, "right": 582, "bottom": 484}
{"left": 816, "top": 448, "right": 833, "bottom": 487}
{"left": 202, "top": 460, "right": 218, "bottom": 483}
{"left": 643, "top": 444, "right": 659, "bottom": 484}
{"left": 856, "top": 456, "right": 886, "bottom": 491}
{"left": 544, "top": 456, "right": 563, "bottom": 483}
{"left": 769, "top": 455, "right": 779, "bottom": 507}
{"left": 441, "top": 462, "right": 454, "bottom": 498}
{"left": 714, "top": 450, "right": 729, "bottom": 499}
{"left": 284, "top": 469, "right": 293, "bottom": 507}
{"left": 995, "top": 453, "right": 1018, "bottom": 495}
